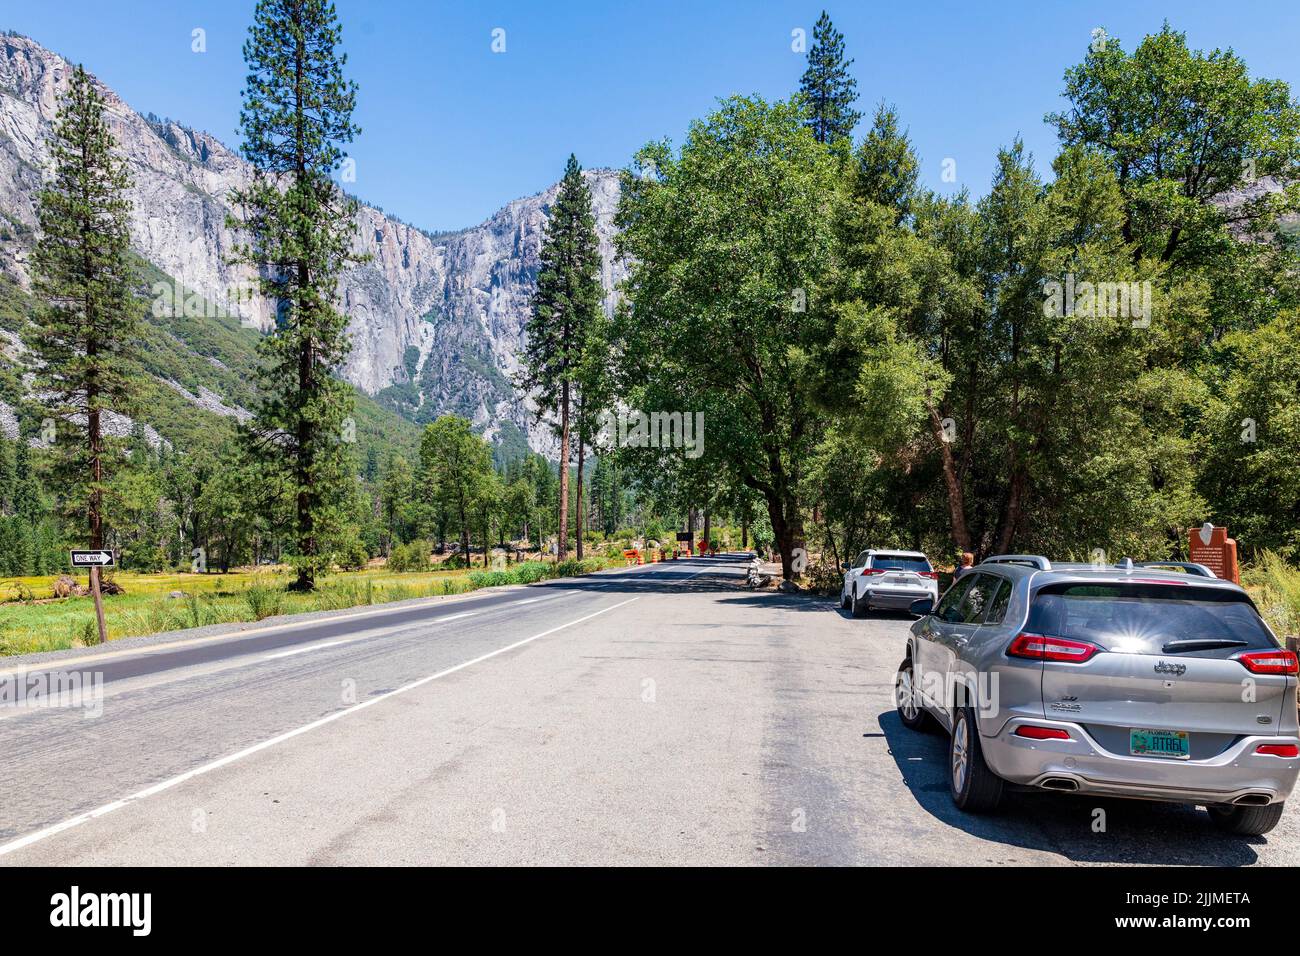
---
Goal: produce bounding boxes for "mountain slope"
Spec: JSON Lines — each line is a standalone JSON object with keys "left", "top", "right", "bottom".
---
{"left": 0, "top": 32, "right": 624, "bottom": 454}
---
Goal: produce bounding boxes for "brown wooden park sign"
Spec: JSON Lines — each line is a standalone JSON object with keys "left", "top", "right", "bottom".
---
{"left": 1188, "top": 523, "right": 1240, "bottom": 585}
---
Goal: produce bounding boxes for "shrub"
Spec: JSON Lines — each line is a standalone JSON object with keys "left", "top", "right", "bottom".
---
{"left": 468, "top": 570, "right": 513, "bottom": 589}
{"left": 388, "top": 540, "right": 431, "bottom": 572}
{"left": 512, "top": 561, "right": 552, "bottom": 584}
{"left": 335, "top": 537, "right": 370, "bottom": 571}
{"left": 1245, "top": 551, "right": 1300, "bottom": 638}
{"left": 244, "top": 577, "right": 285, "bottom": 621}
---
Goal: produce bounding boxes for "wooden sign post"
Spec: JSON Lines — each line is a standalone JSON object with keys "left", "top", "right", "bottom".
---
{"left": 70, "top": 550, "right": 115, "bottom": 644}
{"left": 1188, "top": 524, "right": 1239, "bottom": 584}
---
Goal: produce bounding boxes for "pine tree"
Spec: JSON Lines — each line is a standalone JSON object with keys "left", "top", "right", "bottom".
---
{"left": 519, "top": 155, "right": 603, "bottom": 560}
{"left": 799, "top": 11, "right": 862, "bottom": 145}
{"left": 229, "top": 0, "right": 363, "bottom": 590}
{"left": 25, "top": 65, "right": 140, "bottom": 554}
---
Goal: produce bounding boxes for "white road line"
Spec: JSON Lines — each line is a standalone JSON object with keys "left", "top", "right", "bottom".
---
{"left": 431, "top": 611, "right": 476, "bottom": 623}
{"left": 0, "top": 596, "right": 639, "bottom": 860}
{"left": 512, "top": 596, "right": 556, "bottom": 606}
{"left": 262, "top": 640, "right": 346, "bottom": 660}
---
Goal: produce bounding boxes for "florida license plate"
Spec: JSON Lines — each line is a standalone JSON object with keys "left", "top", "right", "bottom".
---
{"left": 1130, "top": 728, "right": 1190, "bottom": 759}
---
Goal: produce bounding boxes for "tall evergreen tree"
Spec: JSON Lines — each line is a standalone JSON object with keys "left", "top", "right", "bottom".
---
{"left": 799, "top": 11, "right": 862, "bottom": 146}
{"left": 519, "top": 155, "right": 603, "bottom": 560}
{"left": 25, "top": 65, "right": 140, "bottom": 554}
{"left": 229, "top": 0, "right": 363, "bottom": 590}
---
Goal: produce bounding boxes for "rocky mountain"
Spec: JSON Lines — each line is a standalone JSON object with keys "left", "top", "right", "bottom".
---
{"left": 0, "top": 32, "right": 624, "bottom": 455}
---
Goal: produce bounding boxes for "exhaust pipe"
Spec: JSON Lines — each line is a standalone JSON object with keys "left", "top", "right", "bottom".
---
{"left": 1233, "top": 793, "right": 1272, "bottom": 807}
{"left": 1040, "top": 777, "right": 1080, "bottom": 792}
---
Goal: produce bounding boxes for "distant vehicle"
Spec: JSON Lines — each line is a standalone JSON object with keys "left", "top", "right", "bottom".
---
{"left": 895, "top": 555, "right": 1300, "bottom": 836}
{"left": 840, "top": 550, "right": 938, "bottom": 618}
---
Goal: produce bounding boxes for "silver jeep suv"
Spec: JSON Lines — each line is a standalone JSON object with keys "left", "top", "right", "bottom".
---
{"left": 894, "top": 555, "right": 1300, "bottom": 836}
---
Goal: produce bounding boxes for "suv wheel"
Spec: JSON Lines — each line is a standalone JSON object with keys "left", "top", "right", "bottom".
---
{"left": 1208, "top": 801, "right": 1285, "bottom": 836}
{"left": 850, "top": 589, "right": 867, "bottom": 618}
{"left": 950, "top": 707, "right": 1003, "bottom": 813}
{"left": 895, "top": 656, "right": 932, "bottom": 731}
{"left": 840, "top": 587, "right": 850, "bottom": 610}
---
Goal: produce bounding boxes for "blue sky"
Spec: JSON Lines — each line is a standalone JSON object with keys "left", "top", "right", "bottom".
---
{"left": 4, "top": 1, "right": 1299, "bottom": 232}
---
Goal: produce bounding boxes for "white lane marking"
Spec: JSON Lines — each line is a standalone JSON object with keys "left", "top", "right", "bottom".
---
{"left": 0, "top": 596, "right": 639, "bottom": 859}
{"left": 263, "top": 641, "right": 346, "bottom": 661}
{"left": 512, "top": 596, "right": 556, "bottom": 606}
{"left": 431, "top": 611, "right": 476, "bottom": 623}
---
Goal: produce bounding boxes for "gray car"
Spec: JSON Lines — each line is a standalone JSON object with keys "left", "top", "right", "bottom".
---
{"left": 894, "top": 555, "right": 1300, "bottom": 835}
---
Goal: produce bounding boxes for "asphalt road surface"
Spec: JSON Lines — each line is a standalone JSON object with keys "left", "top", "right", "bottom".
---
{"left": 1, "top": 554, "right": 1296, "bottom": 866}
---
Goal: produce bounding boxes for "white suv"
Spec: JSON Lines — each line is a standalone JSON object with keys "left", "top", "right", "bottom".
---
{"left": 841, "top": 550, "right": 939, "bottom": 617}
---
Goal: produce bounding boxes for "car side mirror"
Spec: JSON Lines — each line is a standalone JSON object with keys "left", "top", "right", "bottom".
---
{"left": 909, "top": 597, "right": 934, "bottom": 617}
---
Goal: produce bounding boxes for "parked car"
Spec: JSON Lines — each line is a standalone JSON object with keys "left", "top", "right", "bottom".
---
{"left": 894, "top": 555, "right": 1300, "bottom": 835}
{"left": 841, "top": 549, "right": 939, "bottom": 618}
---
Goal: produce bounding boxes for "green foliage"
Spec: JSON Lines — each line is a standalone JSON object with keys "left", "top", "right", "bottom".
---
{"left": 25, "top": 65, "right": 142, "bottom": 551}
{"left": 798, "top": 11, "right": 861, "bottom": 146}
{"left": 519, "top": 154, "right": 605, "bottom": 559}
{"left": 334, "top": 535, "right": 370, "bottom": 571}
{"left": 419, "top": 415, "right": 494, "bottom": 561}
{"left": 387, "top": 539, "right": 431, "bottom": 572}
{"left": 1199, "top": 314, "right": 1300, "bottom": 559}
{"left": 1244, "top": 551, "right": 1300, "bottom": 637}
{"left": 243, "top": 576, "right": 285, "bottom": 620}
{"left": 615, "top": 94, "right": 841, "bottom": 577}
{"left": 228, "top": 0, "right": 364, "bottom": 590}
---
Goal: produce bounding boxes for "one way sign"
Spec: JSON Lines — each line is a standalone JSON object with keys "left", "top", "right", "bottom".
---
{"left": 70, "top": 550, "right": 115, "bottom": 568}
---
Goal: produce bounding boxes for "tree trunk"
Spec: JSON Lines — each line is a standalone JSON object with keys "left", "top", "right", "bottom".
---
{"left": 575, "top": 421, "right": 585, "bottom": 560}
{"left": 927, "top": 400, "right": 973, "bottom": 555}
{"left": 761, "top": 492, "right": 803, "bottom": 581}
{"left": 88, "top": 406, "right": 102, "bottom": 551}
{"left": 557, "top": 380, "right": 570, "bottom": 560}
{"left": 459, "top": 496, "right": 470, "bottom": 567}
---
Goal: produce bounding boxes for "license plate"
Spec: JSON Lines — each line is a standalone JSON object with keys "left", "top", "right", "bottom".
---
{"left": 1130, "top": 728, "right": 1190, "bottom": 760}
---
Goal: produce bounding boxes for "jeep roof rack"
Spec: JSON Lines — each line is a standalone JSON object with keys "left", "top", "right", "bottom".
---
{"left": 1132, "top": 561, "right": 1216, "bottom": 578}
{"left": 981, "top": 554, "right": 1052, "bottom": 570}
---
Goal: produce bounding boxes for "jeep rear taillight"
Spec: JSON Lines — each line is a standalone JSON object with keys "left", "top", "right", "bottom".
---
{"left": 1235, "top": 650, "right": 1299, "bottom": 676}
{"left": 860, "top": 568, "right": 883, "bottom": 576}
{"left": 1255, "top": 744, "right": 1299, "bottom": 757}
{"left": 1014, "top": 725, "right": 1072, "bottom": 740}
{"left": 1007, "top": 632, "right": 1100, "bottom": 663}
{"left": 920, "top": 571, "right": 938, "bottom": 579}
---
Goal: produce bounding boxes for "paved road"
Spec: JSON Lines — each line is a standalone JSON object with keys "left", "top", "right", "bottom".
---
{"left": 1, "top": 554, "right": 1296, "bottom": 865}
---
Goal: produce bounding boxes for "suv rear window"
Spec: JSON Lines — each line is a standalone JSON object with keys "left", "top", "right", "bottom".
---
{"left": 1027, "top": 583, "right": 1277, "bottom": 657}
{"left": 869, "top": 555, "right": 931, "bottom": 573}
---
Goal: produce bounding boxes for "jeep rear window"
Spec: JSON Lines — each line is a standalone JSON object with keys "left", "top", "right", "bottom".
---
{"left": 869, "top": 555, "right": 931, "bottom": 572}
{"left": 1026, "top": 584, "right": 1277, "bottom": 657}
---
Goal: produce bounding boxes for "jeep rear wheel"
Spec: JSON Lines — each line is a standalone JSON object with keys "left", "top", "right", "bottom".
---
{"left": 950, "top": 708, "right": 1003, "bottom": 813}
{"left": 1208, "top": 801, "right": 1285, "bottom": 836}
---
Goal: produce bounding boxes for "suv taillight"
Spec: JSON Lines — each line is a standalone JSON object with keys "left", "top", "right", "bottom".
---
{"left": 1255, "top": 744, "right": 1299, "bottom": 757}
{"left": 1236, "top": 650, "right": 1299, "bottom": 676}
{"left": 860, "top": 568, "right": 883, "bottom": 576}
{"left": 1007, "top": 632, "right": 1100, "bottom": 663}
{"left": 920, "top": 571, "right": 938, "bottom": 579}
{"left": 1014, "top": 725, "right": 1072, "bottom": 740}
